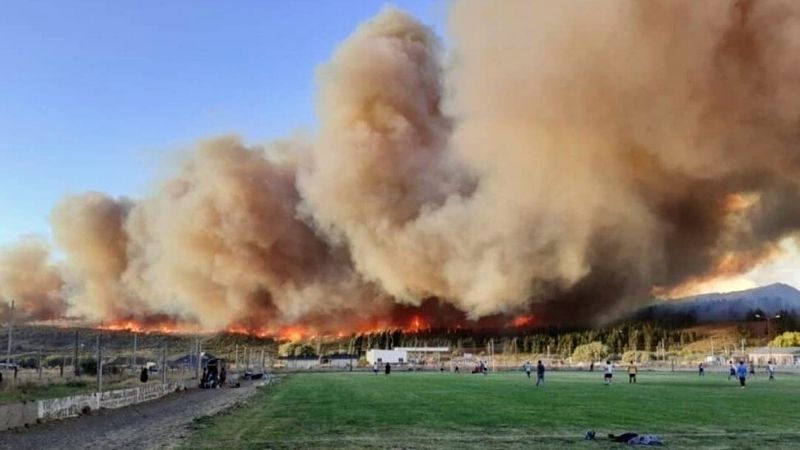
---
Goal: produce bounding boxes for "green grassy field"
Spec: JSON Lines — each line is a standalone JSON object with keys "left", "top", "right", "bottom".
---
{"left": 184, "top": 370, "right": 800, "bottom": 449}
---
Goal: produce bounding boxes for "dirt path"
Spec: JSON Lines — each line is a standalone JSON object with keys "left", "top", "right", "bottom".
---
{"left": 0, "top": 381, "right": 264, "bottom": 450}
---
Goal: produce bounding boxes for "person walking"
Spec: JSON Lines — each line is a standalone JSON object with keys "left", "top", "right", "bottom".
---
{"left": 767, "top": 361, "right": 775, "bottom": 381}
{"left": 698, "top": 362, "right": 705, "bottom": 377}
{"left": 373, "top": 361, "right": 379, "bottom": 375}
{"left": 524, "top": 361, "right": 532, "bottom": 379}
{"left": 728, "top": 361, "right": 736, "bottom": 381}
{"left": 384, "top": 362, "right": 391, "bottom": 375}
{"left": 737, "top": 360, "right": 748, "bottom": 388}
{"left": 536, "top": 360, "right": 546, "bottom": 387}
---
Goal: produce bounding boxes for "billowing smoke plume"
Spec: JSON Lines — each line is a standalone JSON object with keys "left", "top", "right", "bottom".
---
{"left": 120, "top": 136, "right": 390, "bottom": 330}
{"left": 2, "top": 1, "right": 800, "bottom": 330}
{"left": 0, "top": 238, "right": 65, "bottom": 320}
{"left": 302, "top": 0, "right": 800, "bottom": 324}
{"left": 51, "top": 192, "right": 133, "bottom": 320}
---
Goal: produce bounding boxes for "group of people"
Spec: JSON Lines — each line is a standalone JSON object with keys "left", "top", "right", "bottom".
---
{"left": 723, "top": 360, "right": 776, "bottom": 388}
{"left": 522, "top": 360, "right": 546, "bottom": 386}
{"left": 372, "top": 361, "right": 392, "bottom": 375}
{"left": 372, "top": 358, "right": 780, "bottom": 389}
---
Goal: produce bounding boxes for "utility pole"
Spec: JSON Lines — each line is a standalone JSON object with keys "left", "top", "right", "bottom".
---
{"left": 489, "top": 340, "right": 495, "bottom": 372}
{"left": 711, "top": 337, "right": 714, "bottom": 363}
{"left": 234, "top": 345, "right": 238, "bottom": 371}
{"left": 5, "top": 299, "right": 13, "bottom": 365}
{"left": 755, "top": 313, "right": 781, "bottom": 363}
{"left": 131, "top": 332, "right": 138, "bottom": 370}
{"left": 260, "top": 347, "right": 265, "bottom": 370}
{"left": 161, "top": 342, "right": 167, "bottom": 384}
{"left": 74, "top": 329, "right": 80, "bottom": 376}
{"left": 195, "top": 336, "right": 201, "bottom": 379}
{"left": 96, "top": 333, "right": 102, "bottom": 393}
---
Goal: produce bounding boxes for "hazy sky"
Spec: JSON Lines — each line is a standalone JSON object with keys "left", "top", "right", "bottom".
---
{"left": 0, "top": 0, "right": 444, "bottom": 245}
{"left": 1, "top": 1, "right": 796, "bottom": 293}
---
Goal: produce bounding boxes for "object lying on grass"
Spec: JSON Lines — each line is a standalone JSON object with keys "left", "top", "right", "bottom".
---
{"left": 609, "top": 433, "right": 664, "bottom": 446}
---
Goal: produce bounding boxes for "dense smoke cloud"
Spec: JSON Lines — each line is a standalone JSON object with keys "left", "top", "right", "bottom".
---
{"left": 121, "top": 136, "right": 390, "bottom": 330}
{"left": 2, "top": 1, "right": 800, "bottom": 330}
{"left": 51, "top": 192, "right": 133, "bottom": 321}
{"left": 0, "top": 238, "right": 65, "bottom": 320}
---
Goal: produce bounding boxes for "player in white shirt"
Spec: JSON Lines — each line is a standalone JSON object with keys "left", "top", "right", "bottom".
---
{"left": 604, "top": 361, "right": 613, "bottom": 385}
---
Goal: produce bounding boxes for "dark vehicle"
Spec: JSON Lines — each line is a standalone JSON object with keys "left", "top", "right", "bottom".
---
{"left": 243, "top": 370, "right": 265, "bottom": 380}
{"left": 200, "top": 358, "right": 226, "bottom": 389}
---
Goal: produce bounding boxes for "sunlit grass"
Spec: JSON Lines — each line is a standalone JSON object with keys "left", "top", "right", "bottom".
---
{"left": 184, "top": 370, "right": 800, "bottom": 449}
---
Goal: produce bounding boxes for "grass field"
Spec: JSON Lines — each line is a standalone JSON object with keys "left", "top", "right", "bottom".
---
{"left": 183, "top": 370, "right": 800, "bottom": 449}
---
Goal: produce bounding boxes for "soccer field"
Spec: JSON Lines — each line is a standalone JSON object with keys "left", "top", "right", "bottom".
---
{"left": 183, "top": 370, "right": 800, "bottom": 449}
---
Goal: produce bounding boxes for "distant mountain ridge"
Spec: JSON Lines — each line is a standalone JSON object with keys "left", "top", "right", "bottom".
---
{"left": 637, "top": 283, "right": 800, "bottom": 323}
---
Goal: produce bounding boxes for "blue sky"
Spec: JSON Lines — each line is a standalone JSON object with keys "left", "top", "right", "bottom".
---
{"left": 0, "top": 0, "right": 446, "bottom": 245}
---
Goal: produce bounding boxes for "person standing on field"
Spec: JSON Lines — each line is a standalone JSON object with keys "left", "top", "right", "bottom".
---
{"left": 627, "top": 364, "right": 637, "bottom": 384}
{"left": 767, "top": 361, "right": 775, "bottom": 381}
{"left": 604, "top": 361, "right": 613, "bottom": 385}
{"left": 373, "top": 361, "right": 379, "bottom": 375}
{"left": 536, "top": 360, "right": 545, "bottom": 387}
{"left": 728, "top": 361, "right": 736, "bottom": 381}
{"left": 524, "top": 361, "right": 532, "bottom": 379}
{"left": 698, "top": 362, "right": 704, "bottom": 377}
{"left": 737, "top": 360, "right": 748, "bottom": 388}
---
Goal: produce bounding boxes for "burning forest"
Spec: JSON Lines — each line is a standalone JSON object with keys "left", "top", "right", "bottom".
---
{"left": 3, "top": 0, "right": 800, "bottom": 335}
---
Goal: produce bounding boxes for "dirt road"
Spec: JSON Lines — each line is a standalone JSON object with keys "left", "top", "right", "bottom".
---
{"left": 0, "top": 381, "right": 263, "bottom": 450}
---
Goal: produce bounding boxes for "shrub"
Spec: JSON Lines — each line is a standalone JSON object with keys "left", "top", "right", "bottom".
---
{"left": 622, "top": 350, "right": 654, "bottom": 363}
{"left": 769, "top": 331, "right": 800, "bottom": 347}
{"left": 571, "top": 341, "right": 610, "bottom": 362}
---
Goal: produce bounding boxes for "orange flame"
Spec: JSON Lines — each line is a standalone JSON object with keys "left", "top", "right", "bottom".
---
{"left": 98, "top": 320, "right": 184, "bottom": 334}
{"left": 405, "top": 315, "right": 429, "bottom": 332}
{"left": 511, "top": 315, "right": 535, "bottom": 328}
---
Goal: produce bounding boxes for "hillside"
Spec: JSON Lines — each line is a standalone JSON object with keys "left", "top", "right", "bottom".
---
{"left": 638, "top": 283, "right": 800, "bottom": 323}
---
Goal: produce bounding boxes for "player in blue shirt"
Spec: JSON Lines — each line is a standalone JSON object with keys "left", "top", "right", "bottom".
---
{"left": 736, "top": 360, "right": 748, "bottom": 388}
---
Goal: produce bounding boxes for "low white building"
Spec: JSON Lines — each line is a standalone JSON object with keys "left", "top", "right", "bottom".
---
{"left": 394, "top": 347, "right": 450, "bottom": 353}
{"left": 748, "top": 347, "right": 800, "bottom": 366}
{"left": 366, "top": 349, "right": 408, "bottom": 365}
